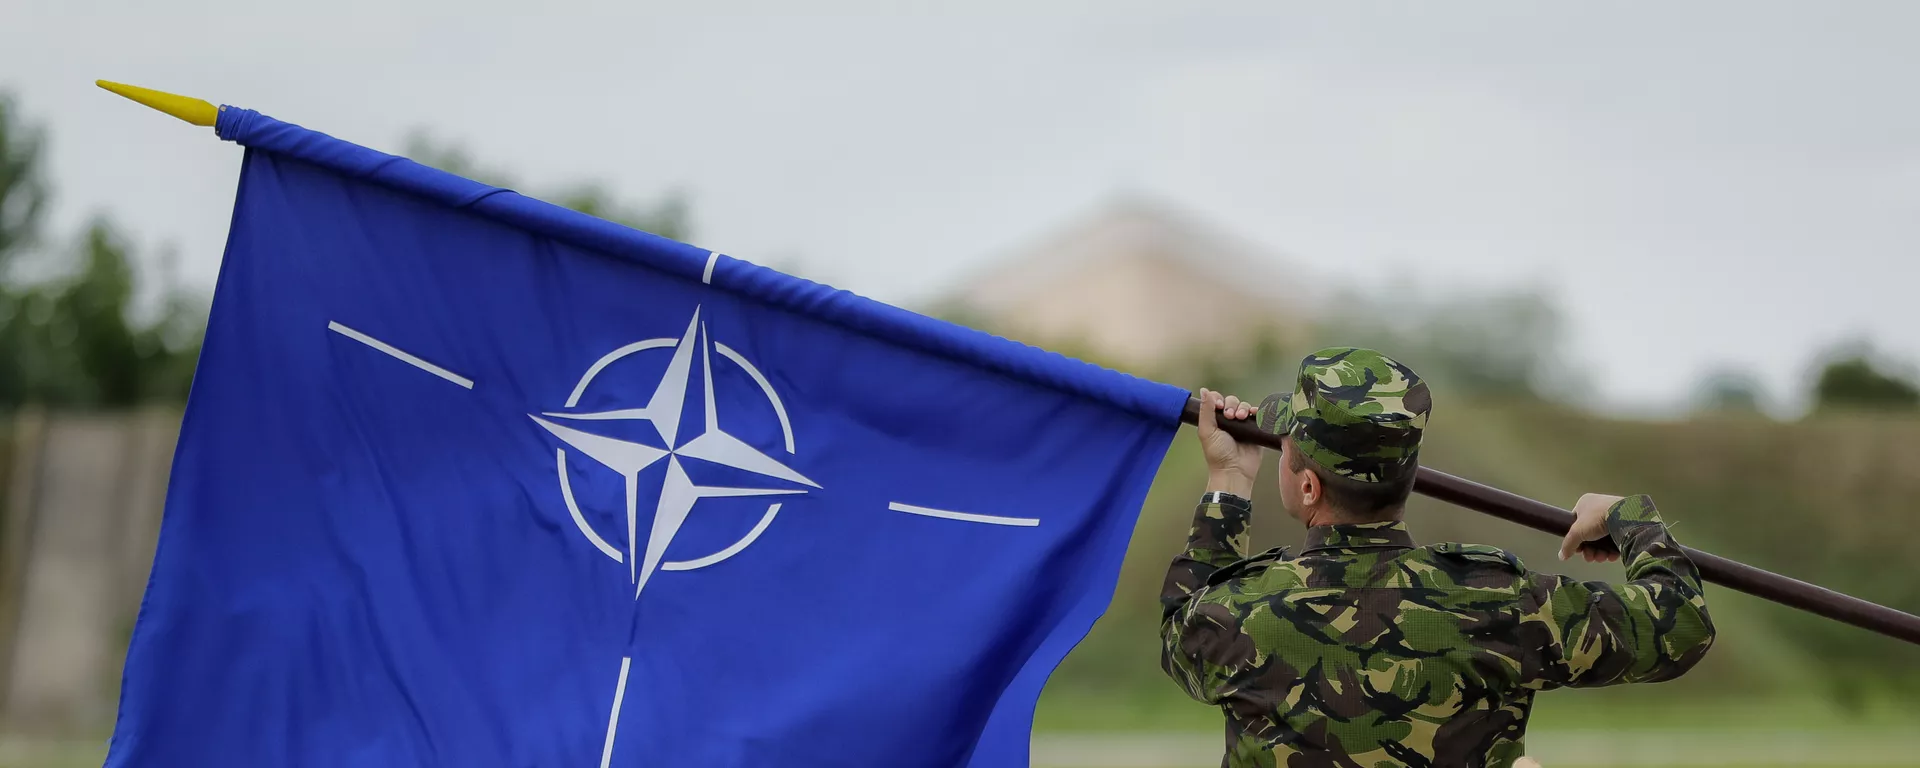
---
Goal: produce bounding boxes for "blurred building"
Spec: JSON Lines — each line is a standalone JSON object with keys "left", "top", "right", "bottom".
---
{"left": 940, "top": 196, "right": 1313, "bottom": 375}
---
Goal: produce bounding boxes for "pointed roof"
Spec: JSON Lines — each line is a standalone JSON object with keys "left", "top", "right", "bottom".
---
{"left": 949, "top": 194, "right": 1309, "bottom": 316}
{"left": 940, "top": 195, "right": 1316, "bottom": 372}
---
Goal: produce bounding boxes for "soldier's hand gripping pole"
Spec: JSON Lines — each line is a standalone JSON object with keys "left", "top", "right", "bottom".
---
{"left": 1179, "top": 396, "right": 1920, "bottom": 646}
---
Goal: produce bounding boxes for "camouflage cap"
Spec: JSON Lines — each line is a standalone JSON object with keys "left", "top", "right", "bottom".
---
{"left": 1257, "top": 347, "right": 1433, "bottom": 483}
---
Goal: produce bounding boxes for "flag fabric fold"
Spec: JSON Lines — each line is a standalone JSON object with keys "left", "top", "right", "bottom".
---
{"left": 106, "top": 108, "right": 1187, "bottom": 767}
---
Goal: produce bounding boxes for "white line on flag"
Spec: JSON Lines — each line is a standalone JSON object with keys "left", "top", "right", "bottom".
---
{"left": 887, "top": 503, "right": 1039, "bottom": 527}
{"left": 599, "top": 657, "right": 631, "bottom": 768}
{"left": 327, "top": 321, "right": 475, "bottom": 389}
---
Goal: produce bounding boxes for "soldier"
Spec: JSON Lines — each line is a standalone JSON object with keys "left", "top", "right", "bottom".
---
{"left": 1160, "top": 347, "right": 1716, "bottom": 767}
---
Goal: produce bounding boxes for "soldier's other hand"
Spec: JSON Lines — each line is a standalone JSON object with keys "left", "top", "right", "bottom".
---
{"left": 1515, "top": 758, "right": 1543, "bottom": 768}
{"left": 1196, "top": 388, "right": 1261, "bottom": 497}
{"left": 1559, "top": 493, "right": 1626, "bottom": 563}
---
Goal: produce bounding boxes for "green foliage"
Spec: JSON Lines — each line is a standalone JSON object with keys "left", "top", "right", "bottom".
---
{"left": 1495, "top": 404, "right": 1920, "bottom": 703}
{"left": 400, "top": 129, "right": 691, "bottom": 241}
{"left": 0, "top": 93, "right": 50, "bottom": 270}
{"left": 1182, "top": 286, "right": 1576, "bottom": 408}
{"left": 1811, "top": 351, "right": 1918, "bottom": 412}
{"left": 1314, "top": 288, "right": 1573, "bottom": 402}
{"left": 0, "top": 221, "right": 203, "bottom": 408}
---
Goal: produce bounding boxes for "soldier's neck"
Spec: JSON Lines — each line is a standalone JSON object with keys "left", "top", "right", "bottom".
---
{"left": 1306, "top": 507, "right": 1407, "bottom": 529}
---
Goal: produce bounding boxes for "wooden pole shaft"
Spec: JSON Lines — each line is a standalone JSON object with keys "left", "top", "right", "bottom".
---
{"left": 1179, "top": 396, "right": 1920, "bottom": 646}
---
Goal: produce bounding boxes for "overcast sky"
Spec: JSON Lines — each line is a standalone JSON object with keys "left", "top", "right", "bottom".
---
{"left": 4, "top": 1, "right": 1915, "bottom": 415}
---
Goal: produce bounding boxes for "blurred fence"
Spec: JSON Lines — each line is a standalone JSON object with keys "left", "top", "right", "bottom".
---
{"left": 0, "top": 408, "right": 179, "bottom": 737}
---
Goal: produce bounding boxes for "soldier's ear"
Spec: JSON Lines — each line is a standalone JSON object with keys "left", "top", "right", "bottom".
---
{"left": 1300, "top": 468, "right": 1323, "bottom": 507}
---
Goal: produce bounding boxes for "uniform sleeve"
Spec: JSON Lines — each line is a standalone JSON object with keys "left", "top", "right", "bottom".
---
{"left": 1158, "top": 494, "right": 1254, "bottom": 705}
{"left": 1520, "top": 495, "right": 1716, "bottom": 689}
{"left": 1159, "top": 493, "right": 1253, "bottom": 621}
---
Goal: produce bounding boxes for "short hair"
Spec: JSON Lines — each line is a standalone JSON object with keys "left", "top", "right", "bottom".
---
{"left": 1286, "top": 441, "right": 1417, "bottom": 521}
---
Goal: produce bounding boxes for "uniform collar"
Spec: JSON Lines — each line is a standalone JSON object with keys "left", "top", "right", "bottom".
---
{"left": 1301, "top": 520, "right": 1415, "bottom": 554}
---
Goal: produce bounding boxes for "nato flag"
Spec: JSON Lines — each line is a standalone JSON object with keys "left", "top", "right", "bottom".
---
{"left": 106, "top": 108, "right": 1186, "bottom": 767}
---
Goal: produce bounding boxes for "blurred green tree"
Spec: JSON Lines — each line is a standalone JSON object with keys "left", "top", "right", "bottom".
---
{"left": 2, "top": 92, "right": 196, "bottom": 408}
{"left": 1207, "top": 287, "right": 1577, "bottom": 404}
{"left": 0, "top": 93, "right": 50, "bottom": 271}
{"left": 0, "top": 217, "right": 203, "bottom": 408}
{"left": 1812, "top": 350, "right": 1919, "bottom": 411}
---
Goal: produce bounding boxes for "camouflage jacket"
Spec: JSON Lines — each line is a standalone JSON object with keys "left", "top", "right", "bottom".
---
{"left": 1159, "top": 493, "right": 1715, "bottom": 767}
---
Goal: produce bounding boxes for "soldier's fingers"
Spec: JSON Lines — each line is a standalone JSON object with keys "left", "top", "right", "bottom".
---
{"left": 1197, "top": 389, "right": 1218, "bottom": 433}
{"left": 1558, "top": 531, "right": 1581, "bottom": 562}
{"left": 1225, "top": 395, "right": 1248, "bottom": 419}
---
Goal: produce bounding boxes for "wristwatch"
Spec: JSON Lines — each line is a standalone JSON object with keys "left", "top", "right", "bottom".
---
{"left": 1200, "top": 491, "right": 1251, "bottom": 507}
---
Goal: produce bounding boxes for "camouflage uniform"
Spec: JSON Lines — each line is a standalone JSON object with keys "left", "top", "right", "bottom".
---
{"left": 1160, "top": 348, "right": 1716, "bottom": 767}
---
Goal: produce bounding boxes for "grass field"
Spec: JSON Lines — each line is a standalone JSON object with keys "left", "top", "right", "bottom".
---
{"left": 18, "top": 695, "right": 1911, "bottom": 768}
{"left": 1026, "top": 683, "right": 1920, "bottom": 768}
{"left": 10, "top": 730, "right": 1913, "bottom": 768}
{"left": 1031, "top": 729, "right": 1920, "bottom": 767}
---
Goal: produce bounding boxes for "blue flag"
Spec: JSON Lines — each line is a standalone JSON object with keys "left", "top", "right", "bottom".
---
{"left": 107, "top": 109, "right": 1186, "bottom": 767}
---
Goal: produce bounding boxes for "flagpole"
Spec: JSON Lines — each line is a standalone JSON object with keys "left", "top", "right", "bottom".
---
{"left": 93, "top": 80, "right": 1920, "bottom": 646}
{"left": 1179, "top": 396, "right": 1920, "bottom": 645}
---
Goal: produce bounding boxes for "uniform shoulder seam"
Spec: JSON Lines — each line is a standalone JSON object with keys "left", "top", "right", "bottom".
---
{"left": 1429, "top": 542, "right": 1526, "bottom": 573}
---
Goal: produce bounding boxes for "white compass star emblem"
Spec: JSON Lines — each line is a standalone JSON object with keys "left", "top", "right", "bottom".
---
{"left": 529, "top": 306, "right": 819, "bottom": 599}
{"left": 319, "top": 284, "right": 1042, "bottom": 768}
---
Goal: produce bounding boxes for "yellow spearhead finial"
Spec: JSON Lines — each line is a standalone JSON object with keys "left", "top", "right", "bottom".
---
{"left": 96, "top": 80, "right": 219, "bottom": 127}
